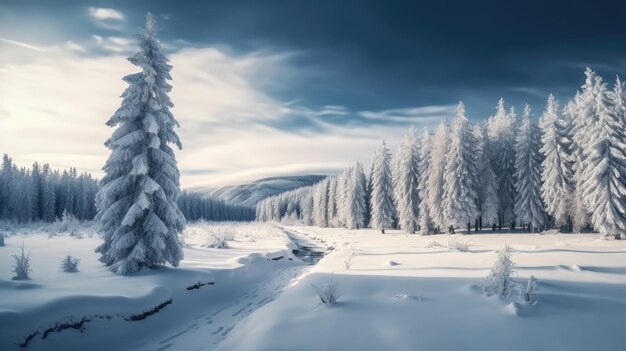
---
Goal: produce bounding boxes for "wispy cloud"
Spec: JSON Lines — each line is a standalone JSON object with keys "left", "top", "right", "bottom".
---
{"left": 87, "top": 7, "right": 125, "bottom": 30}
{"left": 0, "top": 38, "right": 46, "bottom": 52}
{"left": 0, "top": 40, "right": 443, "bottom": 188}
{"left": 358, "top": 105, "right": 454, "bottom": 123}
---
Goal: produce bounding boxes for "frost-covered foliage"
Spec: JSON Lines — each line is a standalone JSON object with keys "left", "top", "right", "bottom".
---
{"left": 313, "top": 178, "right": 330, "bottom": 227}
{"left": 540, "top": 95, "right": 574, "bottom": 230}
{"left": 204, "top": 233, "right": 230, "bottom": 249}
{"left": 418, "top": 128, "right": 435, "bottom": 234}
{"left": 474, "top": 124, "right": 500, "bottom": 228}
{"left": 343, "top": 249, "right": 354, "bottom": 270}
{"left": 579, "top": 75, "right": 626, "bottom": 239}
{"left": 61, "top": 255, "right": 80, "bottom": 272}
{"left": 484, "top": 245, "right": 516, "bottom": 299}
{"left": 524, "top": 275, "right": 537, "bottom": 304}
{"left": 426, "top": 121, "right": 450, "bottom": 232}
{"left": 487, "top": 99, "right": 517, "bottom": 229}
{"left": 514, "top": 105, "right": 546, "bottom": 231}
{"left": 425, "top": 240, "right": 444, "bottom": 248}
{"left": 0, "top": 154, "right": 98, "bottom": 223}
{"left": 393, "top": 127, "right": 421, "bottom": 234}
{"left": 447, "top": 236, "right": 470, "bottom": 252}
{"left": 370, "top": 141, "right": 396, "bottom": 230}
{"left": 345, "top": 163, "right": 368, "bottom": 229}
{"left": 312, "top": 274, "right": 338, "bottom": 305}
{"left": 443, "top": 102, "right": 479, "bottom": 232}
{"left": 96, "top": 14, "right": 185, "bottom": 274}
{"left": 12, "top": 244, "right": 31, "bottom": 280}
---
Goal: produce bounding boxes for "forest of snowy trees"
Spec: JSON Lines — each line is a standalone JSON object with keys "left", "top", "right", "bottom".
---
{"left": 257, "top": 68, "right": 626, "bottom": 239}
{"left": 0, "top": 154, "right": 98, "bottom": 222}
{"left": 178, "top": 191, "right": 255, "bottom": 222}
{"left": 0, "top": 153, "right": 252, "bottom": 224}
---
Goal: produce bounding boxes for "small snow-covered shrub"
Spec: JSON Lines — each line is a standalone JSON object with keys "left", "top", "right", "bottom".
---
{"left": 447, "top": 237, "right": 470, "bottom": 252}
{"left": 12, "top": 244, "right": 31, "bottom": 280}
{"left": 0, "top": 233, "right": 4, "bottom": 247}
{"left": 524, "top": 275, "right": 537, "bottom": 304}
{"left": 343, "top": 250, "right": 354, "bottom": 270}
{"left": 484, "top": 245, "right": 516, "bottom": 299}
{"left": 393, "top": 292, "right": 423, "bottom": 301}
{"left": 205, "top": 234, "right": 229, "bottom": 248}
{"left": 312, "top": 274, "right": 338, "bottom": 305}
{"left": 61, "top": 255, "right": 80, "bottom": 272}
{"left": 425, "top": 240, "right": 443, "bottom": 248}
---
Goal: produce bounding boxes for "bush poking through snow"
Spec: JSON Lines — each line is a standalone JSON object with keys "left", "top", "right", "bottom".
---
{"left": 343, "top": 250, "right": 354, "bottom": 270}
{"left": 484, "top": 245, "right": 516, "bottom": 299}
{"left": 447, "top": 236, "right": 470, "bottom": 252}
{"left": 524, "top": 275, "right": 537, "bottom": 304}
{"left": 205, "top": 233, "right": 229, "bottom": 248}
{"left": 312, "top": 274, "right": 338, "bottom": 305}
{"left": 0, "top": 233, "right": 4, "bottom": 247}
{"left": 61, "top": 255, "right": 80, "bottom": 273}
{"left": 12, "top": 244, "right": 31, "bottom": 280}
{"left": 425, "top": 240, "right": 443, "bottom": 248}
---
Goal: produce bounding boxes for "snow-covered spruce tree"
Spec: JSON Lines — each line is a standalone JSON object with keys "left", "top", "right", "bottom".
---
{"left": 474, "top": 124, "right": 499, "bottom": 230}
{"left": 513, "top": 105, "right": 546, "bottom": 232}
{"left": 343, "top": 163, "right": 368, "bottom": 229}
{"left": 393, "top": 127, "right": 421, "bottom": 234}
{"left": 326, "top": 176, "right": 338, "bottom": 227}
{"left": 370, "top": 141, "right": 396, "bottom": 231}
{"left": 540, "top": 94, "right": 574, "bottom": 230}
{"left": 486, "top": 99, "right": 517, "bottom": 229}
{"left": 443, "top": 102, "right": 480, "bottom": 234}
{"left": 427, "top": 121, "right": 450, "bottom": 232}
{"left": 95, "top": 14, "right": 185, "bottom": 274}
{"left": 570, "top": 69, "right": 600, "bottom": 231}
{"left": 418, "top": 128, "right": 435, "bottom": 234}
{"left": 484, "top": 245, "right": 516, "bottom": 299}
{"left": 312, "top": 178, "right": 329, "bottom": 227}
{"left": 565, "top": 96, "right": 590, "bottom": 232}
{"left": 580, "top": 76, "right": 626, "bottom": 239}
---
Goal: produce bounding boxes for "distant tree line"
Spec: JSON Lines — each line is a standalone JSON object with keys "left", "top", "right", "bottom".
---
{"left": 178, "top": 191, "right": 256, "bottom": 222}
{"left": 257, "top": 68, "right": 626, "bottom": 239}
{"left": 0, "top": 153, "right": 254, "bottom": 224}
{"left": 0, "top": 154, "right": 98, "bottom": 222}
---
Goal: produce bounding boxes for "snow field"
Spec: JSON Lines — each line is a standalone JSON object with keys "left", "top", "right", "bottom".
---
{"left": 223, "top": 226, "right": 626, "bottom": 351}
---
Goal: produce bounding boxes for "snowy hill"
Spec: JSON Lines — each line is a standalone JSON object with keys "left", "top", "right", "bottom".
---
{"left": 209, "top": 175, "right": 327, "bottom": 207}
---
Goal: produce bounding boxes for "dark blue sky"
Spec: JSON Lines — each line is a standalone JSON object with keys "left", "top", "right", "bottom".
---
{"left": 4, "top": 0, "right": 626, "bottom": 186}
{"left": 3, "top": 0, "right": 626, "bottom": 120}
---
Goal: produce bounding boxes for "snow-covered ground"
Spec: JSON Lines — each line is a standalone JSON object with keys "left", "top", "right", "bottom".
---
{"left": 222, "top": 227, "right": 626, "bottom": 351}
{"left": 2, "top": 223, "right": 626, "bottom": 350}
{"left": 0, "top": 221, "right": 309, "bottom": 351}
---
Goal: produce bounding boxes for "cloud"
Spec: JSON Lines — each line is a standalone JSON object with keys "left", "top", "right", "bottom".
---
{"left": 87, "top": 7, "right": 125, "bottom": 30}
{"left": 0, "top": 38, "right": 46, "bottom": 52}
{"left": 359, "top": 105, "right": 454, "bottom": 123}
{"left": 0, "top": 40, "right": 443, "bottom": 189}
{"left": 87, "top": 7, "right": 125, "bottom": 21}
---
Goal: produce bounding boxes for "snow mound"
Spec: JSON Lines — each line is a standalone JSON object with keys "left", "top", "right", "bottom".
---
{"left": 382, "top": 260, "right": 400, "bottom": 267}
{"left": 393, "top": 293, "right": 423, "bottom": 301}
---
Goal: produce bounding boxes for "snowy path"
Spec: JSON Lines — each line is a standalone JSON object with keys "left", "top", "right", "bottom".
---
{"left": 138, "top": 228, "right": 327, "bottom": 351}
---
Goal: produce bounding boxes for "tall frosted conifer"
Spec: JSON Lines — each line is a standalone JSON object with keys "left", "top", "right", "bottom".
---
{"left": 393, "top": 127, "right": 421, "bottom": 233}
{"left": 96, "top": 14, "right": 185, "bottom": 274}
{"left": 370, "top": 141, "right": 396, "bottom": 230}
{"left": 513, "top": 105, "right": 546, "bottom": 231}
{"left": 443, "top": 102, "right": 480, "bottom": 233}
{"left": 418, "top": 128, "right": 435, "bottom": 234}
{"left": 540, "top": 94, "right": 574, "bottom": 229}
